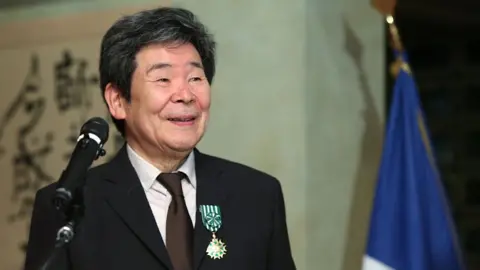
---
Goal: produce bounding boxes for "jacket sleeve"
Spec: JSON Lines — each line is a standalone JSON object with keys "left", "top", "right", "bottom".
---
{"left": 24, "top": 186, "right": 66, "bottom": 270}
{"left": 267, "top": 179, "right": 296, "bottom": 270}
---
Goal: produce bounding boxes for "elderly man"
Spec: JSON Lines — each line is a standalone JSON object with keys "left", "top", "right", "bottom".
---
{"left": 24, "top": 7, "right": 296, "bottom": 270}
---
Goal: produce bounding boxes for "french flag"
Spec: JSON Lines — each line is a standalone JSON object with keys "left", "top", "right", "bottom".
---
{"left": 362, "top": 50, "right": 465, "bottom": 270}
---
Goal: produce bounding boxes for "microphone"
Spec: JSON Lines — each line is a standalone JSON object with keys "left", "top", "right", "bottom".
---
{"left": 53, "top": 117, "right": 109, "bottom": 213}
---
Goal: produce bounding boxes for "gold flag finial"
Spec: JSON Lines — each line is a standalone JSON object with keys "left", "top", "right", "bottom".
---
{"left": 371, "top": 0, "right": 403, "bottom": 52}
{"left": 385, "top": 15, "right": 411, "bottom": 77}
{"left": 386, "top": 15, "right": 403, "bottom": 52}
{"left": 371, "top": 0, "right": 410, "bottom": 77}
{"left": 371, "top": 0, "right": 396, "bottom": 16}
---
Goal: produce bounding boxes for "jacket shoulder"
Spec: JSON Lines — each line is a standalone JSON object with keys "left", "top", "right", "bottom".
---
{"left": 198, "top": 152, "right": 282, "bottom": 190}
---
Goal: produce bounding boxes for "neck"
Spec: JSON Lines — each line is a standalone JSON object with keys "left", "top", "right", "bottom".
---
{"left": 155, "top": 151, "right": 190, "bottom": 172}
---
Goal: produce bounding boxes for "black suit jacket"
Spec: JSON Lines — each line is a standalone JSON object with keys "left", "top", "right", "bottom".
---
{"left": 24, "top": 146, "right": 296, "bottom": 270}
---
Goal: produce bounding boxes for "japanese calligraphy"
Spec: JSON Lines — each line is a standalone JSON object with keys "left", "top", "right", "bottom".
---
{"left": 54, "top": 50, "right": 99, "bottom": 161}
{"left": 0, "top": 53, "right": 54, "bottom": 252}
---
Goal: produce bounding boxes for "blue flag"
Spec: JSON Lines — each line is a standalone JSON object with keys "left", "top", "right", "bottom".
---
{"left": 362, "top": 51, "right": 465, "bottom": 270}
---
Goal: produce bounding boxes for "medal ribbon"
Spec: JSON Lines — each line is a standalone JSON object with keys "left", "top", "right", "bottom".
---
{"left": 200, "top": 205, "right": 222, "bottom": 233}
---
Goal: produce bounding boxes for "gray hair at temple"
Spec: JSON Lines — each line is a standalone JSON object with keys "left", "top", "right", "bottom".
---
{"left": 98, "top": 7, "right": 217, "bottom": 136}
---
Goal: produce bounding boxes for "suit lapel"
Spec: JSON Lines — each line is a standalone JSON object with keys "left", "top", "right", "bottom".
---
{"left": 193, "top": 149, "right": 229, "bottom": 270}
{"left": 100, "top": 145, "right": 173, "bottom": 269}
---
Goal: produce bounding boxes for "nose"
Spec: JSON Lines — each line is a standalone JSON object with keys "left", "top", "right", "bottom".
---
{"left": 172, "top": 85, "right": 195, "bottom": 104}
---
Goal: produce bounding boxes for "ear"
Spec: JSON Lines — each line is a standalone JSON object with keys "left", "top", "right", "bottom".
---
{"left": 104, "top": 83, "right": 127, "bottom": 120}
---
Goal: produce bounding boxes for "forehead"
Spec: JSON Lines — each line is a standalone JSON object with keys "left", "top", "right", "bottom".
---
{"left": 135, "top": 42, "right": 202, "bottom": 68}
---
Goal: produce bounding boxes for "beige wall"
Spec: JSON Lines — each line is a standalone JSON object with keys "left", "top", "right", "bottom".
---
{"left": 175, "top": 1, "right": 385, "bottom": 269}
{"left": 304, "top": 1, "right": 385, "bottom": 269}
{"left": 0, "top": 1, "right": 385, "bottom": 269}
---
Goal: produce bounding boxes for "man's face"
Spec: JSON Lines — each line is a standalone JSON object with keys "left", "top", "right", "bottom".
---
{"left": 107, "top": 43, "right": 211, "bottom": 157}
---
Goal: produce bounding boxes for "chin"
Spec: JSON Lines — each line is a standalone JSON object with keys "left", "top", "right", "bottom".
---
{"left": 167, "top": 138, "right": 200, "bottom": 152}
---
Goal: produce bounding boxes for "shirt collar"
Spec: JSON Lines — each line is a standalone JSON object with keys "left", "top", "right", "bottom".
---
{"left": 126, "top": 144, "right": 196, "bottom": 191}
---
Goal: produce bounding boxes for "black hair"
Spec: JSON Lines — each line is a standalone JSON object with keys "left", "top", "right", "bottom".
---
{"left": 99, "top": 7, "right": 216, "bottom": 136}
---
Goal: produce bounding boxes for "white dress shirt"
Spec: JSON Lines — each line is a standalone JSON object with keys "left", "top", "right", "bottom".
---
{"left": 126, "top": 144, "right": 197, "bottom": 244}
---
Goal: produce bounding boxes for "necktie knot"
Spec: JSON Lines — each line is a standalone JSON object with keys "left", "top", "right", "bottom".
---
{"left": 157, "top": 172, "right": 186, "bottom": 196}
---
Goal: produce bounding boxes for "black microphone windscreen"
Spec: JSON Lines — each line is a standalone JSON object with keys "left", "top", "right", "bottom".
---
{"left": 80, "top": 117, "right": 109, "bottom": 145}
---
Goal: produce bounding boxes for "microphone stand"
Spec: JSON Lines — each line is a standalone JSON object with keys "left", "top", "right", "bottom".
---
{"left": 39, "top": 135, "right": 107, "bottom": 270}
{"left": 39, "top": 201, "right": 84, "bottom": 270}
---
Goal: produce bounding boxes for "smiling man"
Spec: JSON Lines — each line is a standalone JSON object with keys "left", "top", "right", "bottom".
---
{"left": 24, "top": 7, "right": 296, "bottom": 270}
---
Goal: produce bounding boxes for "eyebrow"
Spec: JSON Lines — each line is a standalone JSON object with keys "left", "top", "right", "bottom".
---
{"left": 145, "top": 61, "right": 204, "bottom": 75}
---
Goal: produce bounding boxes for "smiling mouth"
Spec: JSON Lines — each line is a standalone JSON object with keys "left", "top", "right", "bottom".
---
{"left": 167, "top": 116, "right": 197, "bottom": 122}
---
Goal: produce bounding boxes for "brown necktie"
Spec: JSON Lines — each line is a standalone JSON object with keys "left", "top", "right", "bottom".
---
{"left": 157, "top": 172, "right": 193, "bottom": 270}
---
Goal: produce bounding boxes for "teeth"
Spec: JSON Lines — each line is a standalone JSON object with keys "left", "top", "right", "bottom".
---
{"left": 169, "top": 118, "right": 194, "bottom": 122}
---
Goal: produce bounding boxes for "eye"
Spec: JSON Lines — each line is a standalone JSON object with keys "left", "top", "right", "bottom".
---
{"left": 156, "top": 78, "right": 170, "bottom": 83}
{"left": 189, "top": 77, "right": 203, "bottom": 82}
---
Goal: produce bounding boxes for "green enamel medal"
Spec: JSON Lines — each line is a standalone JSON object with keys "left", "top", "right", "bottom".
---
{"left": 199, "top": 205, "right": 227, "bottom": 259}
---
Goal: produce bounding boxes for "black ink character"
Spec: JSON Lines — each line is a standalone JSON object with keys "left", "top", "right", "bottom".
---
{"left": 54, "top": 50, "right": 98, "bottom": 113}
{"left": 54, "top": 50, "right": 99, "bottom": 161}
{"left": 0, "top": 53, "right": 55, "bottom": 252}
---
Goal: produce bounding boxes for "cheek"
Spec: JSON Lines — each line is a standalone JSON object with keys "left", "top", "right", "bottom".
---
{"left": 199, "top": 97, "right": 211, "bottom": 111}
{"left": 195, "top": 88, "right": 211, "bottom": 111}
{"left": 143, "top": 89, "right": 171, "bottom": 113}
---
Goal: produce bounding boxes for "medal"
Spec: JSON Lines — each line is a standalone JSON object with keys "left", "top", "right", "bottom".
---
{"left": 206, "top": 233, "right": 227, "bottom": 259}
{"left": 200, "top": 205, "right": 227, "bottom": 259}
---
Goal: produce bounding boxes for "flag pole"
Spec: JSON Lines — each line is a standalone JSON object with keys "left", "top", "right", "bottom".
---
{"left": 385, "top": 15, "right": 403, "bottom": 52}
{"left": 384, "top": 15, "right": 411, "bottom": 77}
{"left": 370, "top": 0, "right": 409, "bottom": 76}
